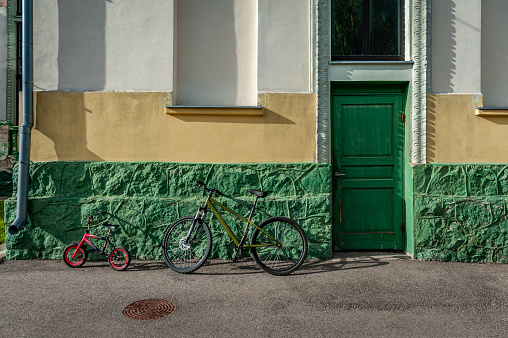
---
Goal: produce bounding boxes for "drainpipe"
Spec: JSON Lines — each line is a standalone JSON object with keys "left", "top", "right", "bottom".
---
{"left": 9, "top": 0, "right": 33, "bottom": 235}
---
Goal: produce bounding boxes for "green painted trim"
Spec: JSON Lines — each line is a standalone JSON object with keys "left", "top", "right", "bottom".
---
{"left": 403, "top": 84, "right": 414, "bottom": 256}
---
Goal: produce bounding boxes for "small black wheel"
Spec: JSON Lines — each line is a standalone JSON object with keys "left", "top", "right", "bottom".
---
{"left": 250, "top": 217, "right": 308, "bottom": 276}
{"left": 162, "top": 217, "right": 212, "bottom": 273}
{"left": 108, "top": 247, "right": 131, "bottom": 271}
{"left": 63, "top": 243, "right": 88, "bottom": 268}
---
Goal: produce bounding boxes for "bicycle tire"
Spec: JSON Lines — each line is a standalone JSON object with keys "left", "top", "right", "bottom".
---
{"left": 250, "top": 216, "right": 308, "bottom": 276}
{"left": 63, "top": 243, "right": 88, "bottom": 268}
{"left": 162, "top": 216, "right": 212, "bottom": 274}
{"left": 108, "top": 246, "right": 131, "bottom": 271}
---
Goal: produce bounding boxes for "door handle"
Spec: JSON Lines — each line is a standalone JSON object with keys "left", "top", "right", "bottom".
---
{"left": 335, "top": 172, "right": 346, "bottom": 177}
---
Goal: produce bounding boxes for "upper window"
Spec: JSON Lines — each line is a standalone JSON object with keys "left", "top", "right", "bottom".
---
{"left": 331, "top": 0, "right": 403, "bottom": 61}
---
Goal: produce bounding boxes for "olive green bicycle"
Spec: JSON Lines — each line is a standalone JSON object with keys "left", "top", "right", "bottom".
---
{"left": 161, "top": 180, "right": 308, "bottom": 275}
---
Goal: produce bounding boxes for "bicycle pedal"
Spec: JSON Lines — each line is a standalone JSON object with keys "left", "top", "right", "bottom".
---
{"left": 232, "top": 253, "right": 245, "bottom": 263}
{"left": 232, "top": 252, "right": 248, "bottom": 263}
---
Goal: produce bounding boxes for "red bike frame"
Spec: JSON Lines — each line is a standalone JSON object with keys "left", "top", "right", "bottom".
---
{"left": 71, "top": 212, "right": 120, "bottom": 259}
{"left": 72, "top": 232, "right": 110, "bottom": 257}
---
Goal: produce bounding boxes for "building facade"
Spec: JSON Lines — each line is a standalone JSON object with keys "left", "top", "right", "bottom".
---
{"left": 3, "top": 0, "right": 508, "bottom": 262}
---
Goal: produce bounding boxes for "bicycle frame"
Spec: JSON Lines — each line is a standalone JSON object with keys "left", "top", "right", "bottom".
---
{"left": 73, "top": 231, "right": 114, "bottom": 258}
{"left": 196, "top": 195, "right": 281, "bottom": 249}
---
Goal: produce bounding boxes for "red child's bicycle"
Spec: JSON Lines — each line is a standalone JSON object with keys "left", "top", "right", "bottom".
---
{"left": 62, "top": 211, "right": 131, "bottom": 271}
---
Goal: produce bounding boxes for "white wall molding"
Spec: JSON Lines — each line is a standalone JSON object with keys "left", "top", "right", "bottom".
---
{"left": 411, "top": 0, "right": 429, "bottom": 164}
{"left": 315, "top": 0, "right": 330, "bottom": 163}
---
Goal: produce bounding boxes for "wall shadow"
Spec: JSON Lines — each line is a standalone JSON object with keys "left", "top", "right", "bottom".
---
{"left": 176, "top": 0, "right": 237, "bottom": 106}
{"left": 169, "top": 108, "right": 295, "bottom": 125}
{"left": 481, "top": 1, "right": 508, "bottom": 106}
{"left": 48, "top": 0, "right": 107, "bottom": 160}
{"left": 57, "top": 0, "right": 107, "bottom": 91}
{"left": 34, "top": 92, "right": 103, "bottom": 160}
{"left": 432, "top": 0, "right": 457, "bottom": 93}
{"left": 482, "top": 116, "right": 508, "bottom": 126}
{"left": 426, "top": 95, "right": 437, "bottom": 161}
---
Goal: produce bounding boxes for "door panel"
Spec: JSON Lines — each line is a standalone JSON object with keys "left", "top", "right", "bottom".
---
{"left": 341, "top": 102, "right": 394, "bottom": 157}
{"left": 333, "top": 94, "right": 404, "bottom": 250}
{"left": 342, "top": 189, "right": 393, "bottom": 231}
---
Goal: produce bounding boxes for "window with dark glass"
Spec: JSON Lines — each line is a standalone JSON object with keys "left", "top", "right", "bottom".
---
{"left": 331, "top": 0, "right": 403, "bottom": 60}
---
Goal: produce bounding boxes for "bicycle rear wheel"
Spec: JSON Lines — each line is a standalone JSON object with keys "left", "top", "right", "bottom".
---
{"left": 250, "top": 216, "right": 308, "bottom": 276}
{"left": 63, "top": 243, "right": 88, "bottom": 268}
{"left": 108, "top": 246, "right": 131, "bottom": 271}
{"left": 162, "top": 217, "right": 212, "bottom": 273}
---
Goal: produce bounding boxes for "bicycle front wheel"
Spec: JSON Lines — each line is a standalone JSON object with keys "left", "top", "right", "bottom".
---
{"left": 162, "top": 217, "right": 212, "bottom": 273}
{"left": 250, "top": 217, "right": 308, "bottom": 276}
{"left": 108, "top": 246, "right": 131, "bottom": 271}
{"left": 63, "top": 243, "right": 88, "bottom": 268}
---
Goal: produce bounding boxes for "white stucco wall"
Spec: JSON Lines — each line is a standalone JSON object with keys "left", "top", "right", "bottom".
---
{"left": 33, "top": 0, "right": 174, "bottom": 92}
{"left": 0, "top": 6, "right": 7, "bottom": 120}
{"left": 258, "top": 0, "right": 310, "bottom": 93}
{"left": 175, "top": 0, "right": 257, "bottom": 106}
{"left": 481, "top": 0, "right": 508, "bottom": 107}
{"left": 31, "top": 0, "right": 310, "bottom": 98}
{"left": 431, "top": 0, "right": 481, "bottom": 94}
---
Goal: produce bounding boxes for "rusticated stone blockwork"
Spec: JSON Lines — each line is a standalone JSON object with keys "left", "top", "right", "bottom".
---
{"left": 414, "top": 164, "right": 508, "bottom": 262}
{"left": 5, "top": 162, "right": 332, "bottom": 260}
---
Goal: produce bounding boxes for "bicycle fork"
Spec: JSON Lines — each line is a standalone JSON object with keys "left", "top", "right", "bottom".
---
{"left": 184, "top": 207, "right": 207, "bottom": 247}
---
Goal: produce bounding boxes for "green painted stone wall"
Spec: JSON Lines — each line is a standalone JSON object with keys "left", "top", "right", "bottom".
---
{"left": 0, "top": 171, "right": 13, "bottom": 197}
{"left": 414, "top": 164, "right": 508, "bottom": 262}
{"left": 5, "top": 162, "right": 332, "bottom": 260}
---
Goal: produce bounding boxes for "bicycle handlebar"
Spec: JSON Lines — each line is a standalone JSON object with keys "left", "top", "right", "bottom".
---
{"left": 87, "top": 211, "right": 108, "bottom": 223}
{"left": 195, "top": 180, "right": 223, "bottom": 196}
{"left": 86, "top": 211, "right": 116, "bottom": 232}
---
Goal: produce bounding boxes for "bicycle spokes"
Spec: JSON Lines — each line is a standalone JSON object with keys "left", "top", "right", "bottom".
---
{"left": 108, "top": 247, "right": 131, "bottom": 271}
{"left": 251, "top": 217, "right": 308, "bottom": 276}
{"left": 162, "top": 217, "right": 212, "bottom": 273}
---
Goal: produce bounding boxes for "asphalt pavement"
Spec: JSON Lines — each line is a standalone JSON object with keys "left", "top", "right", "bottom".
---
{"left": 1, "top": 252, "right": 507, "bottom": 337}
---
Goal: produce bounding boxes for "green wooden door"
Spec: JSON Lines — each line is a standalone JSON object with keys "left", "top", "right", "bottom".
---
{"left": 332, "top": 94, "right": 404, "bottom": 250}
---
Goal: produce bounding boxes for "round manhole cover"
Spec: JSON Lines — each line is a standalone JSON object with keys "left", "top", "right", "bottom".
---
{"left": 123, "top": 299, "right": 175, "bottom": 320}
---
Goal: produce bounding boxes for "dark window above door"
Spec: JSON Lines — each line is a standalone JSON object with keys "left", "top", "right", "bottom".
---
{"left": 331, "top": 0, "right": 404, "bottom": 61}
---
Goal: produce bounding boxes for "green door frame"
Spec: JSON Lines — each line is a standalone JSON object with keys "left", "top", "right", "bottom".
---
{"left": 331, "top": 82, "right": 409, "bottom": 251}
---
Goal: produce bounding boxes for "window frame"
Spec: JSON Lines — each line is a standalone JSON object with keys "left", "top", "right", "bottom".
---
{"left": 331, "top": 0, "right": 405, "bottom": 61}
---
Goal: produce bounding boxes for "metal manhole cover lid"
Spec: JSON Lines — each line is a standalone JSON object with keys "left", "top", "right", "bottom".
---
{"left": 123, "top": 299, "right": 175, "bottom": 320}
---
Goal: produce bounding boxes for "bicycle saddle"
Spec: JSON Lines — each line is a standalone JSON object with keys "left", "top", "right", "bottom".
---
{"left": 249, "top": 189, "right": 268, "bottom": 198}
{"left": 102, "top": 222, "right": 119, "bottom": 230}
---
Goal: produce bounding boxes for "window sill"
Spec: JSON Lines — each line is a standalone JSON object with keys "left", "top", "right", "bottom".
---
{"left": 165, "top": 105, "right": 263, "bottom": 116}
{"left": 329, "top": 61, "right": 414, "bottom": 65}
{"left": 475, "top": 107, "right": 508, "bottom": 117}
